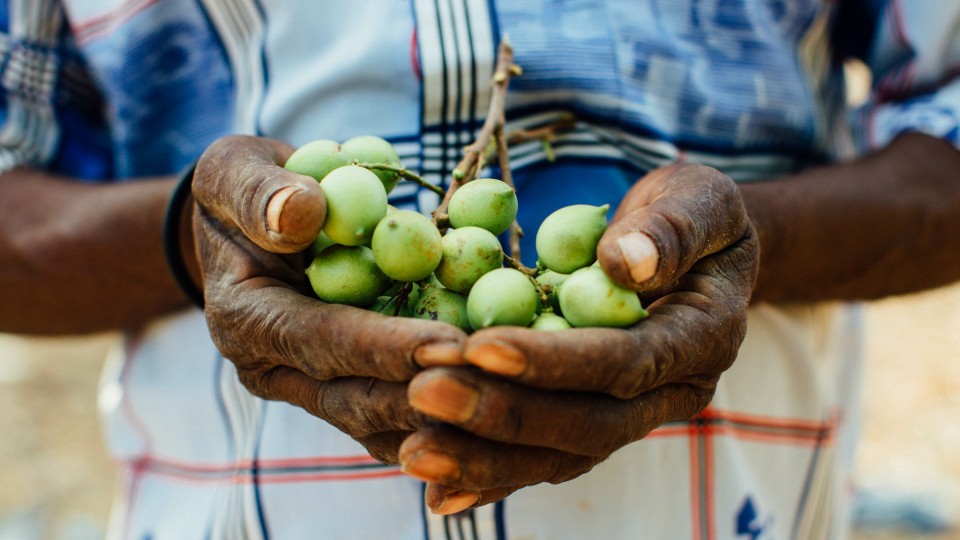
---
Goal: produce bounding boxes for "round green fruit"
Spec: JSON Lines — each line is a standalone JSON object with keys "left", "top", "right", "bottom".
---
{"left": 304, "top": 231, "right": 337, "bottom": 262}
{"left": 305, "top": 245, "right": 391, "bottom": 307}
{"left": 447, "top": 178, "right": 518, "bottom": 235}
{"left": 530, "top": 312, "right": 572, "bottom": 331}
{"left": 284, "top": 139, "right": 352, "bottom": 181}
{"left": 558, "top": 266, "right": 647, "bottom": 328}
{"left": 412, "top": 285, "right": 471, "bottom": 331}
{"left": 435, "top": 227, "right": 504, "bottom": 293}
{"left": 535, "top": 204, "right": 610, "bottom": 274}
{"left": 371, "top": 210, "right": 443, "bottom": 282}
{"left": 342, "top": 135, "right": 403, "bottom": 194}
{"left": 467, "top": 268, "right": 539, "bottom": 329}
{"left": 319, "top": 165, "right": 388, "bottom": 246}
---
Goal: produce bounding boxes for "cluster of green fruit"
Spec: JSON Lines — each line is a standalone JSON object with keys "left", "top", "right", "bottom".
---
{"left": 286, "top": 136, "right": 647, "bottom": 332}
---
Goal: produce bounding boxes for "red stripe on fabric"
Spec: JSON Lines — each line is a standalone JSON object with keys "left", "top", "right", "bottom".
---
{"left": 712, "top": 425, "right": 835, "bottom": 447}
{"left": 688, "top": 422, "right": 702, "bottom": 540}
{"left": 255, "top": 470, "right": 405, "bottom": 484}
{"left": 704, "top": 421, "right": 716, "bottom": 540}
{"left": 697, "top": 407, "right": 836, "bottom": 434}
{"left": 72, "top": 0, "right": 162, "bottom": 45}
{"left": 411, "top": 31, "right": 422, "bottom": 80}
{"left": 140, "top": 454, "right": 382, "bottom": 473}
{"left": 123, "top": 462, "right": 403, "bottom": 484}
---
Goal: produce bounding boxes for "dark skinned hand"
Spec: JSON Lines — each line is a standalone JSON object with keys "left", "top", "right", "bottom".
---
{"left": 190, "top": 135, "right": 467, "bottom": 463}
{"left": 399, "top": 163, "right": 760, "bottom": 514}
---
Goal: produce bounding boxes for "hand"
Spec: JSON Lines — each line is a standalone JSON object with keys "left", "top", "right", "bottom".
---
{"left": 190, "top": 135, "right": 467, "bottom": 463}
{"left": 398, "top": 163, "right": 760, "bottom": 513}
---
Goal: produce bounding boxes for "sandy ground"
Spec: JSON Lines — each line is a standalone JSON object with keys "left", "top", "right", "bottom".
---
{"left": 1, "top": 284, "right": 959, "bottom": 539}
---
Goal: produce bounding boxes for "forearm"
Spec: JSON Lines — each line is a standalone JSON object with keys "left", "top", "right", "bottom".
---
{"left": 0, "top": 168, "right": 198, "bottom": 334}
{"left": 743, "top": 132, "right": 960, "bottom": 303}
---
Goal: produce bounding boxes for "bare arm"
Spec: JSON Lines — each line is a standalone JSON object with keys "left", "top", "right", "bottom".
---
{"left": 0, "top": 168, "right": 198, "bottom": 335}
{"left": 743, "top": 132, "right": 960, "bottom": 303}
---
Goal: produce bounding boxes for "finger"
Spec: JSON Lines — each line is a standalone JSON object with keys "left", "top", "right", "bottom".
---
{"left": 208, "top": 286, "right": 466, "bottom": 382}
{"left": 193, "top": 135, "right": 326, "bottom": 254}
{"left": 463, "top": 232, "right": 758, "bottom": 398}
{"left": 195, "top": 209, "right": 468, "bottom": 382}
{"left": 597, "top": 163, "right": 749, "bottom": 291}
{"left": 407, "top": 369, "right": 712, "bottom": 456}
{"left": 400, "top": 425, "right": 599, "bottom": 488}
{"left": 423, "top": 483, "right": 515, "bottom": 515}
{"left": 240, "top": 365, "right": 425, "bottom": 440}
{"left": 356, "top": 431, "right": 413, "bottom": 465}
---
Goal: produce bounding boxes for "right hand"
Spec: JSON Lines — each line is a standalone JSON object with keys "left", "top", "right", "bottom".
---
{"left": 190, "top": 135, "right": 467, "bottom": 463}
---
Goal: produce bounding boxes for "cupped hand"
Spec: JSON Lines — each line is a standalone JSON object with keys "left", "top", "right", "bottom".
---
{"left": 190, "top": 135, "right": 467, "bottom": 462}
{"left": 400, "top": 163, "right": 760, "bottom": 513}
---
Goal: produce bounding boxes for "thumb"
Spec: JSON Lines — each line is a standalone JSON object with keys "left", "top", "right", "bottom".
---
{"left": 193, "top": 135, "right": 326, "bottom": 254}
{"left": 597, "top": 163, "right": 749, "bottom": 291}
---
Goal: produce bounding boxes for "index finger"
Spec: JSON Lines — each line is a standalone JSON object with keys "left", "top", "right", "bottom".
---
{"left": 193, "top": 135, "right": 326, "bottom": 254}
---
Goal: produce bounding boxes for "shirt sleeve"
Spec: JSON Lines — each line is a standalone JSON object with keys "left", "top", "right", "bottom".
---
{"left": 0, "top": 0, "right": 112, "bottom": 179}
{"left": 851, "top": 0, "right": 960, "bottom": 152}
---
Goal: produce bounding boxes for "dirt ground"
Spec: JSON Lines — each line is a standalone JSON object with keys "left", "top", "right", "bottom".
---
{"left": 1, "top": 283, "right": 959, "bottom": 539}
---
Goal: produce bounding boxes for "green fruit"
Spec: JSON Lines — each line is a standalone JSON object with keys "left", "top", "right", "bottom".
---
{"left": 558, "top": 266, "right": 647, "bottom": 328}
{"left": 342, "top": 135, "right": 403, "bottom": 194}
{"left": 371, "top": 210, "right": 443, "bottom": 281}
{"left": 412, "top": 285, "right": 470, "bottom": 331}
{"left": 530, "top": 312, "right": 572, "bottom": 331}
{"left": 467, "top": 268, "right": 538, "bottom": 329}
{"left": 319, "top": 165, "right": 388, "bottom": 246}
{"left": 435, "top": 227, "right": 504, "bottom": 293}
{"left": 284, "top": 139, "right": 352, "bottom": 181}
{"left": 535, "top": 269, "right": 569, "bottom": 315}
{"left": 305, "top": 245, "right": 391, "bottom": 307}
{"left": 304, "top": 231, "right": 337, "bottom": 261}
{"left": 535, "top": 204, "right": 610, "bottom": 274}
{"left": 447, "top": 178, "right": 518, "bottom": 235}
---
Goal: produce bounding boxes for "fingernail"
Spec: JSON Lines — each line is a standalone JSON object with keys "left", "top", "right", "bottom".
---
{"left": 435, "top": 492, "right": 479, "bottom": 515}
{"left": 266, "top": 185, "right": 301, "bottom": 232}
{"left": 409, "top": 377, "right": 479, "bottom": 423}
{"left": 414, "top": 342, "right": 463, "bottom": 367}
{"left": 464, "top": 341, "right": 526, "bottom": 376}
{"left": 402, "top": 450, "right": 460, "bottom": 482}
{"left": 617, "top": 232, "right": 659, "bottom": 284}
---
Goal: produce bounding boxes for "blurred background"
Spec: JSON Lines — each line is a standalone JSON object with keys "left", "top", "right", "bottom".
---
{"left": 1, "top": 282, "right": 960, "bottom": 539}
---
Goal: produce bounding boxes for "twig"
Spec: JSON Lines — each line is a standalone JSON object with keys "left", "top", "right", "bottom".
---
{"left": 503, "top": 253, "right": 538, "bottom": 277}
{"left": 494, "top": 124, "right": 524, "bottom": 260}
{"left": 433, "top": 39, "right": 519, "bottom": 227}
{"left": 355, "top": 162, "right": 445, "bottom": 197}
{"left": 503, "top": 114, "right": 577, "bottom": 146}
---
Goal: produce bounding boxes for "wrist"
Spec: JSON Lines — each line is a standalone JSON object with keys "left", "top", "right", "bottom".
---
{"left": 163, "top": 164, "right": 204, "bottom": 308}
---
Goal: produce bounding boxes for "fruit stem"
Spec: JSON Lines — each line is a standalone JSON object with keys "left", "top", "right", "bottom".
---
{"left": 355, "top": 162, "right": 445, "bottom": 197}
{"left": 392, "top": 282, "right": 413, "bottom": 317}
{"left": 493, "top": 124, "right": 524, "bottom": 260}
{"left": 503, "top": 253, "right": 538, "bottom": 277}
{"left": 503, "top": 114, "right": 577, "bottom": 147}
{"left": 433, "top": 39, "right": 518, "bottom": 226}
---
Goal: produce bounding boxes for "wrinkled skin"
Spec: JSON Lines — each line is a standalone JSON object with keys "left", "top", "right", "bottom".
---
{"left": 191, "top": 135, "right": 757, "bottom": 513}
{"left": 400, "top": 163, "right": 760, "bottom": 514}
{"left": 191, "top": 135, "right": 467, "bottom": 463}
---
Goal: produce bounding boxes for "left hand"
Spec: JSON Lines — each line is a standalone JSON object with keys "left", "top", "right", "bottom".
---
{"left": 400, "top": 163, "right": 760, "bottom": 514}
